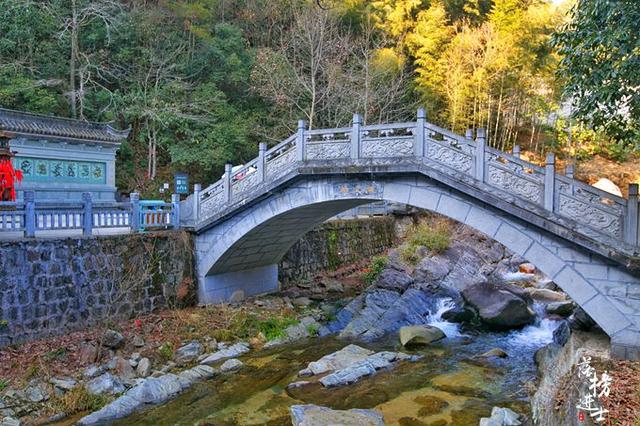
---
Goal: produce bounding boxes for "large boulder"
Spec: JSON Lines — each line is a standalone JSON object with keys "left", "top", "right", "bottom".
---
{"left": 462, "top": 282, "right": 535, "bottom": 329}
{"left": 479, "top": 407, "right": 521, "bottom": 426}
{"left": 374, "top": 267, "right": 413, "bottom": 292}
{"left": 290, "top": 405, "right": 385, "bottom": 426}
{"left": 592, "top": 178, "right": 622, "bottom": 197}
{"left": 102, "top": 330, "right": 124, "bottom": 349}
{"left": 399, "top": 325, "right": 445, "bottom": 346}
{"left": 546, "top": 301, "right": 576, "bottom": 317}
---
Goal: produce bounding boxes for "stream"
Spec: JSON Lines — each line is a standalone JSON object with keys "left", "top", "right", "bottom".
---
{"left": 117, "top": 299, "right": 559, "bottom": 425}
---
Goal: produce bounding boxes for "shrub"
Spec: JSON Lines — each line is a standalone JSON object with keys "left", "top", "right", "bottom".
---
{"left": 0, "top": 379, "right": 8, "bottom": 392}
{"left": 362, "top": 255, "right": 388, "bottom": 285}
{"left": 158, "top": 342, "right": 174, "bottom": 361}
{"left": 51, "top": 386, "right": 110, "bottom": 415}
{"left": 400, "top": 218, "right": 451, "bottom": 265}
{"left": 306, "top": 323, "right": 319, "bottom": 336}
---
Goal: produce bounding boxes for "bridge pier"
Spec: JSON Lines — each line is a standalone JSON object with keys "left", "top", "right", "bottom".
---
{"left": 199, "top": 264, "right": 279, "bottom": 304}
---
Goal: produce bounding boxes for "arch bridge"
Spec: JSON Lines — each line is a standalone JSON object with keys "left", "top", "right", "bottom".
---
{"left": 182, "top": 109, "right": 640, "bottom": 359}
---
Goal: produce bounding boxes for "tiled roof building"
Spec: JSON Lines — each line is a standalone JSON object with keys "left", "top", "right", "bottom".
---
{"left": 0, "top": 108, "right": 129, "bottom": 201}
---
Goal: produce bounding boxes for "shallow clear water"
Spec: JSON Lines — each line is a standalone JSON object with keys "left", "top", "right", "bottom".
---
{"left": 118, "top": 300, "right": 559, "bottom": 426}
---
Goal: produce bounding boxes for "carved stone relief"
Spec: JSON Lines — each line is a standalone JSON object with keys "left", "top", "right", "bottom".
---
{"left": 487, "top": 165, "right": 543, "bottom": 204}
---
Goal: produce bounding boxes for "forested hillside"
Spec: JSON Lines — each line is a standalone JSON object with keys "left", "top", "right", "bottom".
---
{"left": 0, "top": 0, "right": 637, "bottom": 195}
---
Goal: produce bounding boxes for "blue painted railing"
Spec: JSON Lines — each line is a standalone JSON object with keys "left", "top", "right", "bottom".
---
{"left": 0, "top": 192, "right": 180, "bottom": 238}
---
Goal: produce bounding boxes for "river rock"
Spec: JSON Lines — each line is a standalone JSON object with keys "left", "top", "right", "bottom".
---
{"left": 0, "top": 417, "right": 20, "bottom": 426}
{"left": 321, "top": 278, "right": 344, "bottom": 293}
{"left": 319, "top": 351, "right": 416, "bottom": 387}
{"left": 399, "top": 325, "right": 445, "bottom": 346}
{"left": 553, "top": 320, "right": 571, "bottom": 346}
{"left": 568, "top": 307, "right": 598, "bottom": 331}
{"left": 136, "top": 358, "right": 152, "bottom": 378}
{"left": 200, "top": 342, "right": 250, "bottom": 365}
{"left": 102, "top": 330, "right": 124, "bottom": 349}
{"left": 24, "top": 382, "right": 49, "bottom": 402}
{"left": 441, "top": 304, "right": 476, "bottom": 323}
{"left": 132, "top": 335, "right": 145, "bottom": 347}
{"left": 462, "top": 281, "right": 535, "bottom": 329}
{"left": 220, "top": 359, "right": 243, "bottom": 372}
{"left": 299, "top": 344, "right": 374, "bottom": 376}
{"left": 174, "top": 342, "right": 204, "bottom": 365}
{"left": 479, "top": 406, "right": 521, "bottom": 426}
{"left": 79, "top": 342, "right": 98, "bottom": 364}
{"left": 545, "top": 301, "right": 575, "bottom": 317}
{"left": 86, "top": 373, "right": 125, "bottom": 395}
{"left": 50, "top": 377, "right": 77, "bottom": 392}
{"left": 478, "top": 348, "right": 508, "bottom": 358}
{"left": 374, "top": 267, "right": 413, "bottom": 292}
{"left": 115, "top": 356, "right": 136, "bottom": 380}
{"left": 79, "top": 365, "right": 216, "bottom": 425}
{"left": 83, "top": 365, "right": 106, "bottom": 379}
{"left": 293, "top": 297, "right": 312, "bottom": 307}
{"left": 524, "top": 288, "right": 566, "bottom": 302}
{"left": 290, "top": 405, "right": 385, "bottom": 426}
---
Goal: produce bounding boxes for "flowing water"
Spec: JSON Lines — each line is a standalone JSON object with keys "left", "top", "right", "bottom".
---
{"left": 118, "top": 299, "right": 559, "bottom": 426}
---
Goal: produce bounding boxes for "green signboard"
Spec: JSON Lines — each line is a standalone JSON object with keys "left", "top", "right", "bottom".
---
{"left": 13, "top": 157, "right": 106, "bottom": 184}
{"left": 175, "top": 173, "right": 189, "bottom": 194}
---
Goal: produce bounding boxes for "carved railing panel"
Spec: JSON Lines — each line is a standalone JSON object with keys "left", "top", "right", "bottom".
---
{"left": 485, "top": 148, "right": 545, "bottom": 205}
{"left": 556, "top": 175, "right": 625, "bottom": 238}
{"left": 266, "top": 135, "right": 297, "bottom": 181}
{"left": 361, "top": 123, "right": 415, "bottom": 158}
{"left": 199, "top": 182, "right": 225, "bottom": 218}
{"left": 424, "top": 124, "right": 474, "bottom": 174}
{"left": 231, "top": 158, "right": 259, "bottom": 196}
{"left": 305, "top": 128, "right": 350, "bottom": 160}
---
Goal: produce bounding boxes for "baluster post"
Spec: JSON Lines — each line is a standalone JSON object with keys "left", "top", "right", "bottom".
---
{"left": 512, "top": 145, "right": 521, "bottom": 159}
{"left": 625, "top": 184, "right": 639, "bottom": 245}
{"left": 24, "top": 190, "right": 35, "bottom": 238}
{"left": 296, "top": 120, "right": 306, "bottom": 162}
{"left": 351, "top": 113, "right": 362, "bottom": 160}
{"left": 82, "top": 192, "right": 93, "bottom": 236}
{"left": 258, "top": 142, "right": 267, "bottom": 182}
{"left": 415, "top": 107, "right": 426, "bottom": 157}
{"left": 193, "top": 184, "right": 201, "bottom": 223}
{"left": 224, "top": 163, "right": 232, "bottom": 203}
{"left": 465, "top": 129, "right": 473, "bottom": 140}
{"left": 130, "top": 192, "right": 140, "bottom": 232}
{"left": 544, "top": 153, "right": 556, "bottom": 211}
{"left": 171, "top": 194, "right": 181, "bottom": 229}
{"left": 475, "top": 128, "right": 486, "bottom": 182}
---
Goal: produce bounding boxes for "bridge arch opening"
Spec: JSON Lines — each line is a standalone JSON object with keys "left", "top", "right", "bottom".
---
{"left": 195, "top": 176, "right": 640, "bottom": 358}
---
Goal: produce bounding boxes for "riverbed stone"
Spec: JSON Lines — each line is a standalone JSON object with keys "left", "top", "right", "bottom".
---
{"left": 136, "top": 358, "right": 152, "bottom": 378}
{"left": 174, "top": 342, "right": 204, "bottom": 365}
{"left": 83, "top": 365, "right": 106, "bottom": 379}
{"left": 524, "top": 288, "right": 566, "bottom": 302}
{"left": 552, "top": 321, "right": 571, "bottom": 346}
{"left": 299, "top": 344, "right": 374, "bottom": 376}
{"left": 86, "top": 373, "right": 125, "bottom": 396}
{"left": 102, "top": 330, "right": 124, "bottom": 349}
{"left": 319, "top": 351, "right": 416, "bottom": 387}
{"left": 50, "top": 377, "right": 77, "bottom": 392}
{"left": 290, "top": 404, "right": 385, "bottom": 426}
{"left": 546, "top": 301, "right": 576, "bottom": 317}
{"left": 220, "top": 359, "right": 243, "bottom": 372}
{"left": 24, "top": 382, "right": 49, "bottom": 403}
{"left": 479, "top": 406, "right": 521, "bottom": 426}
{"left": 399, "top": 325, "right": 445, "bottom": 346}
{"left": 132, "top": 335, "right": 145, "bottom": 347}
{"left": 115, "top": 356, "right": 136, "bottom": 380}
{"left": 199, "top": 342, "right": 250, "bottom": 365}
{"left": 462, "top": 282, "right": 535, "bottom": 329}
{"left": 478, "top": 348, "right": 509, "bottom": 358}
{"left": 0, "top": 417, "right": 20, "bottom": 426}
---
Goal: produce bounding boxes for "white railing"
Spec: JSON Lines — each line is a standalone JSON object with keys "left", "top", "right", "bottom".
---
{"left": 194, "top": 109, "right": 640, "bottom": 249}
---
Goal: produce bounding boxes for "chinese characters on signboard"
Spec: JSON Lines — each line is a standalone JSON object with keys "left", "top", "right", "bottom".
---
{"left": 576, "top": 356, "right": 611, "bottom": 423}
{"left": 174, "top": 173, "right": 189, "bottom": 195}
{"left": 13, "top": 156, "right": 106, "bottom": 184}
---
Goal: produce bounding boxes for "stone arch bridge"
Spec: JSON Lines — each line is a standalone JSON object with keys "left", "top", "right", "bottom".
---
{"left": 182, "top": 110, "right": 640, "bottom": 359}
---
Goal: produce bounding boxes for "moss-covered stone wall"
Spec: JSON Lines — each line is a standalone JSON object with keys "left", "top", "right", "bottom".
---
{"left": 279, "top": 217, "right": 397, "bottom": 285}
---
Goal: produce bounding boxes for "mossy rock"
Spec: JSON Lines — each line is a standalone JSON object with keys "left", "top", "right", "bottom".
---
{"left": 399, "top": 417, "right": 429, "bottom": 426}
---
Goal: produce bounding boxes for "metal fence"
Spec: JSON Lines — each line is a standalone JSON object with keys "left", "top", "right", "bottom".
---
{"left": 0, "top": 192, "right": 181, "bottom": 238}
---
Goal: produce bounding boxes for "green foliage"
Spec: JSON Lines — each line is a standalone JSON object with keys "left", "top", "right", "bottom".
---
{"left": 553, "top": 119, "right": 633, "bottom": 162}
{"left": 0, "top": 379, "right": 8, "bottom": 392}
{"left": 553, "top": 0, "right": 640, "bottom": 151}
{"left": 230, "top": 313, "right": 298, "bottom": 341}
{"left": 362, "top": 255, "right": 388, "bottom": 285}
{"left": 306, "top": 323, "right": 320, "bottom": 336}
{"left": 400, "top": 219, "right": 451, "bottom": 265}
{"left": 158, "top": 342, "right": 174, "bottom": 362}
{"left": 0, "top": 319, "right": 8, "bottom": 327}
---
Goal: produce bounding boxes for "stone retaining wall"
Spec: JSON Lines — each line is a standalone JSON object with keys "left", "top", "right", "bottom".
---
{"left": 278, "top": 217, "right": 397, "bottom": 285}
{"left": 0, "top": 231, "right": 195, "bottom": 347}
